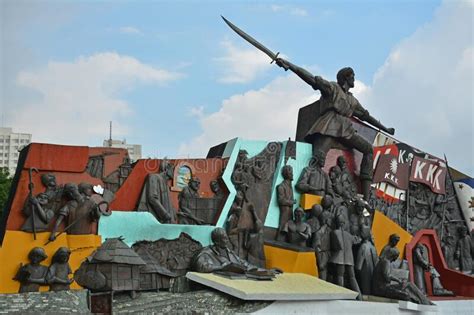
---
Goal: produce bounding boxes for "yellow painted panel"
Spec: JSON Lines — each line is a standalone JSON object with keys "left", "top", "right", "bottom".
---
{"left": 300, "top": 194, "right": 323, "bottom": 210}
{"left": 264, "top": 244, "right": 317, "bottom": 277}
{"left": 0, "top": 230, "right": 101, "bottom": 294}
{"left": 372, "top": 211, "right": 412, "bottom": 259}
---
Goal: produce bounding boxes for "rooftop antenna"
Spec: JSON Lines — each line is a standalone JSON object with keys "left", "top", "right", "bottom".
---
{"left": 108, "top": 121, "right": 112, "bottom": 147}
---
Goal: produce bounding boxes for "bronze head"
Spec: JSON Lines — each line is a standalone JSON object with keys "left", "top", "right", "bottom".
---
{"left": 336, "top": 67, "right": 355, "bottom": 89}
{"left": 281, "top": 165, "right": 293, "bottom": 181}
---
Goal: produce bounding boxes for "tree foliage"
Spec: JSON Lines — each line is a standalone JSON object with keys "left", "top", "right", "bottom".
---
{"left": 0, "top": 168, "right": 13, "bottom": 218}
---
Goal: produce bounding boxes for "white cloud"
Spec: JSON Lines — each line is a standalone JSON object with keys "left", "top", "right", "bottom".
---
{"left": 270, "top": 4, "right": 308, "bottom": 16}
{"left": 178, "top": 75, "right": 367, "bottom": 157}
{"left": 181, "top": 1, "right": 473, "bottom": 175}
{"left": 10, "top": 52, "right": 183, "bottom": 145}
{"left": 119, "top": 26, "right": 143, "bottom": 35}
{"left": 351, "top": 80, "right": 370, "bottom": 103}
{"left": 188, "top": 106, "right": 205, "bottom": 119}
{"left": 178, "top": 74, "right": 313, "bottom": 156}
{"left": 290, "top": 8, "right": 308, "bottom": 17}
{"left": 271, "top": 5, "right": 284, "bottom": 12}
{"left": 215, "top": 40, "right": 274, "bottom": 84}
{"left": 364, "top": 0, "right": 473, "bottom": 175}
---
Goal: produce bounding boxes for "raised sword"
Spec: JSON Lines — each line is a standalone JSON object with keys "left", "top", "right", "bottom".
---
{"left": 221, "top": 16, "right": 288, "bottom": 69}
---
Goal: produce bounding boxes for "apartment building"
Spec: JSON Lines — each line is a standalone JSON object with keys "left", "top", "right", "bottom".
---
{"left": 0, "top": 128, "right": 32, "bottom": 176}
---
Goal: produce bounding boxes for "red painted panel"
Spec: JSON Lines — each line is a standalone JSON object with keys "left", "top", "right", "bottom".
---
{"left": 7, "top": 143, "right": 228, "bottom": 230}
{"left": 89, "top": 147, "right": 128, "bottom": 177}
{"left": 6, "top": 144, "right": 129, "bottom": 231}
{"left": 323, "top": 149, "right": 359, "bottom": 174}
{"left": 406, "top": 229, "right": 474, "bottom": 298}
{"left": 323, "top": 148, "right": 361, "bottom": 193}
{"left": 24, "top": 143, "right": 89, "bottom": 172}
{"left": 111, "top": 158, "right": 228, "bottom": 212}
{"left": 110, "top": 159, "right": 159, "bottom": 211}
{"left": 7, "top": 171, "right": 104, "bottom": 231}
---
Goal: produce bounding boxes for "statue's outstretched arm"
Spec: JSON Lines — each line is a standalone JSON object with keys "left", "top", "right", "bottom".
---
{"left": 275, "top": 58, "right": 316, "bottom": 88}
{"left": 353, "top": 101, "right": 395, "bottom": 135}
{"left": 364, "top": 114, "right": 395, "bottom": 135}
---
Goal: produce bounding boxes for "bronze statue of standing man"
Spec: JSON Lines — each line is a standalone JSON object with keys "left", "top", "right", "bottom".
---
{"left": 276, "top": 165, "right": 296, "bottom": 240}
{"left": 275, "top": 58, "right": 394, "bottom": 200}
{"left": 222, "top": 16, "right": 395, "bottom": 201}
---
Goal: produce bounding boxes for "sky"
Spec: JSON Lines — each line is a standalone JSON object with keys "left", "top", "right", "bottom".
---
{"left": 1, "top": 0, "right": 473, "bottom": 176}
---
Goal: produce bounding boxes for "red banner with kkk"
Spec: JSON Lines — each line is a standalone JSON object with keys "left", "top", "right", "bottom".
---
{"left": 409, "top": 156, "right": 447, "bottom": 194}
{"left": 373, "top": 142, "right": 447, "bottom": 195}
{"left": 373, "top": 154, "right": 409, "bottom": 190}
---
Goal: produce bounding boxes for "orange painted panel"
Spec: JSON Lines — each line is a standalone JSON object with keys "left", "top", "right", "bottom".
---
{"left": 0, "top": 230, "right": 100, "bottom": 294}
{"left": 300, "top": 194, "right": 323, "bottom": 210}
{"left": 264, "top": 244, "right": 317, "bottom": 277}
{"left": 372, "top": 210, "right": 412, "bottom": 259}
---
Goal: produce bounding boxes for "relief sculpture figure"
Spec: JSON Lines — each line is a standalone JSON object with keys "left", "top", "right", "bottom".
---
{"left": 276, "top": 165, "right": 296, "bottom": 240}
{"left": 14, "top": 247, "right": 48, "bottom": 293}
{"left": 373, "top": 248, "right": 432, "bottom": 305}
{"left": 178, "top": 177, "right": 205, "bottom": 225}
{"left": 137, "top": 160, "right": 177, "bottom": 224}
{"left": 296, "top": 151, "right": 334, "bottom": 197}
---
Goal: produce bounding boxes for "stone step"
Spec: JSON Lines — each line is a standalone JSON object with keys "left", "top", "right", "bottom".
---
{"left": 114, "top": 294, "right": 191, "bottom": 313}
{"left": 112, "top": 289, "right": 270, "bottom": 314}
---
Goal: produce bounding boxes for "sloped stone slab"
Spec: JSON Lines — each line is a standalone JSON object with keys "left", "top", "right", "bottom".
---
{"left": 186, "top": 272, "right": 358, "bottom": 301}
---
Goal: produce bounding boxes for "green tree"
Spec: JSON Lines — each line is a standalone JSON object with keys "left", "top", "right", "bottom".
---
{"left": 0, "top": 168, "right": 13, "bottom": 218}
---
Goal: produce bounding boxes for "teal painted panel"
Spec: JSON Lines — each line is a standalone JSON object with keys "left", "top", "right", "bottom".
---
{"left": 265, "top": 140, "right": 290, "bottom": 228}
{"left": 98, "top": 211, "right": 214, "bottom": 246}
{"left": 215, "top": 138, "right": 241, "bottom": 228}
{"left": 264, "top": 141, "right": 313, "bottom": 228}
{"left": 98, "top": 138, "right": 314, "bottom": 246}
{"left": 215, "top": 138, "right": 274, "bottom": 227}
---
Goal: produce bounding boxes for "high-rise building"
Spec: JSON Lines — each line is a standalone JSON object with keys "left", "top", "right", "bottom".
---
{"left": 0, "top": 127, "right": 32, "bottom": 176}
{"left": 103, "top": 139, "right": 142, "bottom": 162}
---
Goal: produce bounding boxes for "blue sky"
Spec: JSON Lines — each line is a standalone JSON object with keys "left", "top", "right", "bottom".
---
{"left": 1, "top": 0, "right": 473, "bottom": 175}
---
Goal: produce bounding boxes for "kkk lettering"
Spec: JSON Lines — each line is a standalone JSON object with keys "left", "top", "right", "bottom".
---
{"left": 395, "top": 143, "right": 430, "bottom": 164}
{"left": 409, "top": 156, "right": 447, "bottom": 194}
{"left": 374, "top": 143, "right": 435, "bottom": 169}
{"left": 373, "top": 154, "right": 409, "bottom": 190}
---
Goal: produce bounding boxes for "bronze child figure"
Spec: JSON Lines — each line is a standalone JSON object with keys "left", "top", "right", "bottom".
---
{"left": 14, "top": 247, "right": 49, "bottom": 293}
{"left": 47, "top": 247, "right": 74, "bottom": 291}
